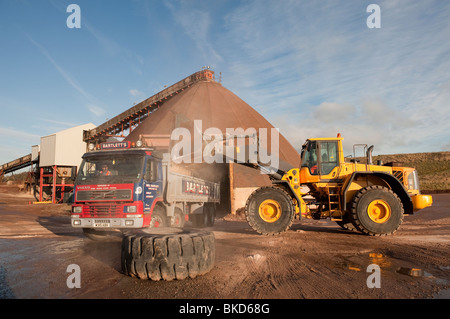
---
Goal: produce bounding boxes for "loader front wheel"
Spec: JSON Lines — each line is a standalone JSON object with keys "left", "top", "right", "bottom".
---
{"left": 350, "top": 185, "right": 404, "bottom": 236}
{"left": 245, "top": 186, "right": 295, "bottom": 235}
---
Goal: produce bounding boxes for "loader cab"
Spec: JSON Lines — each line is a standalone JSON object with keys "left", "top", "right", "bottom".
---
{"left": 300, "top": 136, "right": 344, "bottom": 182}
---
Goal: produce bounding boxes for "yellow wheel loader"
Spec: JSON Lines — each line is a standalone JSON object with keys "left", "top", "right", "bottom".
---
{"left": 244, "top": 134, "right": 433, "bottom": 236}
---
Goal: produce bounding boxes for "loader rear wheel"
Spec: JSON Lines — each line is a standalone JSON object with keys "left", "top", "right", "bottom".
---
{"left": 245, "top": 186, "right": 295, "bottom": 235}
{"left": 350, "top": 185, "right": 404, "bottom": 236}
{"left": 121, "top": 228, "right": 215, "bottom": 281}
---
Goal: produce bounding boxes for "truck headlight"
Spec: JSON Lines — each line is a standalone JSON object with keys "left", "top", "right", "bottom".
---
{"left": 73, "top": 220, "right": 81, "bottom": 225}
{"left": 408, "top": 170, "right": 420, "bottom": 191}
{"left": 126, "top": 206, "right": 137, "bottom": 213}
{"left": 72, "top": 206, "right": 82, "bottom": 213}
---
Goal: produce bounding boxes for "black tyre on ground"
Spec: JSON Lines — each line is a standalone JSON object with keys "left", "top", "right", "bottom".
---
{"left": 335, "top": 214, "right": 357, "bottom": 232}
{"left": 245, "top": 186, "right": 295, "bottom": 235}
{"left": 350, "top": 185, "right": 404, "bottom": 236}
{"left": 121, "top": 228, "right": 215, "bottom": 281}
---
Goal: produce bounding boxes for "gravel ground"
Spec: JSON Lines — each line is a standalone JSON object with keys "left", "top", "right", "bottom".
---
{"left": 0, "top": 185, "right": 449, "bottom": 302}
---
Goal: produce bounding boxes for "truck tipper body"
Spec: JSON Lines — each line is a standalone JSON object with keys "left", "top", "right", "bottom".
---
{"left": 71, "top": 142, "right": 220, "bottom": 233}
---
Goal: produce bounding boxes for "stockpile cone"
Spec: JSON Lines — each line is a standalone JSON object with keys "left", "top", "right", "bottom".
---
{"left": 125, "top": 79, "right": 300, "bottom": 212}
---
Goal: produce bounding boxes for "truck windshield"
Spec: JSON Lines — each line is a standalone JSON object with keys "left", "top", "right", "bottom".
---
{"left": 75, "top": 154, "right": 145, "bottom": 185}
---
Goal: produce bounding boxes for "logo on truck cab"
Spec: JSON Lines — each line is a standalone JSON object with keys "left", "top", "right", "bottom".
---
{"left": 101, "top": 141, "right": 131, "bottom": 150}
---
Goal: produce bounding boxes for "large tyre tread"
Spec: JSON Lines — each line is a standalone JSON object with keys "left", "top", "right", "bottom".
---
{"left": 245, "top": 186, "right": 295, "bottom": 236}
{"left": 121, "top": 229, "right": 215, "bottom": 281}
{"left": 350, "top": 185, "right": 404, "bottom": 236}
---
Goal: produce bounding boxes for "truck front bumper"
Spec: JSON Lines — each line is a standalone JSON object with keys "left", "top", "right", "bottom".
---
{"left": 71, "top": 216, "right": 144, "bottom": 228}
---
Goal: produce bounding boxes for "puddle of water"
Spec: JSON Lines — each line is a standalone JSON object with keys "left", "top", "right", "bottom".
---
{"left": 397, "top": 267, "right": 426, "bottom": 277}
{"left": 348, "top": 266, "right": 361, "bottom": 272}
{"left": 343, "top": 251, "right": 449, "bottom": 297}
{"left": 369, "top": 252, "right": 392, "bottom": 268}
{"left": 433, "top": 287, "right": 450, "bottom": 299}
{"left": 432, "top": 277, "right": 450, "bottom": 299}
{"left": 0, "top": 265, "right": 15, "bottom": 298}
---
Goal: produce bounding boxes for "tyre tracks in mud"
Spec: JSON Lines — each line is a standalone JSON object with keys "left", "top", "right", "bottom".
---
{"left": 0, "top": 192, "right": 449, "bottom": 299}
{"left": 211, "top": 217, "right": 450, "bottom": 299}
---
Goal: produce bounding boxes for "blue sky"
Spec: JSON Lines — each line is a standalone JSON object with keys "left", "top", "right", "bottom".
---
{"left": 1, "top": 0, "right": 449, "bottom": 166}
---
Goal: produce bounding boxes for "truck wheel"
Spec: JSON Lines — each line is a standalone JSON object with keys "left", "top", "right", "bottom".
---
{"left": 170, "top": 208, "right": 185, "bottom": 228}
{"left": 203, "top": 203, "right": 216, "bottom": 227}
{"left": 190, "top": 204, "right": 215, "bottom": 228}
{"left": 121, "top": 228, "right": 215, "bottom": 281}
{"left": 150, "top": 206, "right": 168, "bottom": 228}
{"left": 245, "top": 186, "right": 295, "bottom": 235}
{"left": 350, "top": 185, "right": 404, "bottom": 236}
{"left": 190, "top": 214, "right": 203, "bottom": 228}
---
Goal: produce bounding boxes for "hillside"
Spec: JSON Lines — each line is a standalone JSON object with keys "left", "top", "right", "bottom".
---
{"left": 373, "top": 151, "right": 450, "bottom": 192}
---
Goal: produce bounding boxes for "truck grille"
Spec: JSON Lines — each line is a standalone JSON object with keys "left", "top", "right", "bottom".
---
{"left": 83, "top": 205, "right": 123, "bottom": 218}
{"left": 76, "top": 189, "right": 132, "bottom": 201}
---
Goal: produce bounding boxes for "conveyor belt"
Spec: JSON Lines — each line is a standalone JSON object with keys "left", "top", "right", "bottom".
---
{"left": 0, "top": 153, "right": 32, "bottom": 175}
{"left": 83, "top": 69, "right": 215, "bottom": 144}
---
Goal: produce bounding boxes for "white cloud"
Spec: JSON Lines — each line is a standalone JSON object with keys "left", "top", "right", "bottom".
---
{"left": 30, "top": 119, "right": 80, "bottom": 134}
{"left": 0, "top": 126, "right": 40, "bottom": 142}
{"left": 83, "top": 21, "right": 121, "bottom": 56}
{"left": 219, "top": 0, "right": 450, "bottom": 155}
{"left": 87, "top": 104, "right": 106, "bottom": 117}
{"left": 165, "top": 0, "right": 223, "bottom": 64}
{"left": 39, "top": 118, "right": 79, "bottom": 128}
{"left": 0, "top": 126, "right": 39, "bottom": 164}
{"left": 129, "top": 89, "right": 144, "bottom": 97}
{"left": 313, "top": 102, "right": 356, "bottom": 123}
{"left": 83, "top": 20, "right": 144, "bottom": 75}
{"left": 26, "top": 34, "right": 107, "bottom": 117}
{"left": 27, "top": 35, "right": 90, "bottom": 100}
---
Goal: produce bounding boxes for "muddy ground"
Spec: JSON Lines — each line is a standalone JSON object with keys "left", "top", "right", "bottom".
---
{"left": 0, "top": 185, "right": 449, "bottom": 302}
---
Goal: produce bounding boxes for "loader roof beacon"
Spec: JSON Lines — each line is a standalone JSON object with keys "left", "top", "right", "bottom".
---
{"left": 71, "top": 140, "right": 220, "bottom": 240}
{"left": 244, "top": 133, "right": 433, "bottom": 236}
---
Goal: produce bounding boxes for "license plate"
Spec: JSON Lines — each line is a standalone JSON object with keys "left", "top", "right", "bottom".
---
{"left": 94, "top": 222, "right": 110, "bottom": 227}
